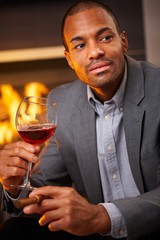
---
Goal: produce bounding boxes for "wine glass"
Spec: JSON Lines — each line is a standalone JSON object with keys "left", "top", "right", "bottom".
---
{"left": 12, "top": 96, "right": 57, "bottom": 191}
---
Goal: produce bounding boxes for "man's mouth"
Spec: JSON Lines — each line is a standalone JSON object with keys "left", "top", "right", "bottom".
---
{"left": 88, "top": 61, "right": 111, "bottom": 74}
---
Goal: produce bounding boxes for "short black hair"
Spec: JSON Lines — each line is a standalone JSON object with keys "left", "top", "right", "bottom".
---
{"left": 61, "top": 0, "right": 122, "bottom": 50}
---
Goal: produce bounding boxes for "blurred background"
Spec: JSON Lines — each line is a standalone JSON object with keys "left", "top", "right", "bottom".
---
{"left": 0, "top": 0, "right": 160, "bottom": 147}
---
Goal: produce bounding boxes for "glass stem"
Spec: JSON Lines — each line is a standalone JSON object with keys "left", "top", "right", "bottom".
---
{"left": 24, "top": 162, "right": 33, "bottom": 187}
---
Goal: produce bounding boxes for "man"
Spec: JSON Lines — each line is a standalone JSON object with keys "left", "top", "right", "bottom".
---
{"left": 0, "top": 1, "right": 160, "bottom": 239}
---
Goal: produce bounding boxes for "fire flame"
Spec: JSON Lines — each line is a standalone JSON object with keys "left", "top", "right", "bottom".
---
{"left": 0, "top": 82, "right": 49, "bottom": 147}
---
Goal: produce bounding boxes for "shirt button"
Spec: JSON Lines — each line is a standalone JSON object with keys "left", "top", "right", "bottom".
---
{"left": 112, "top": 174, "right": 117, "bottom": 180}
{"left": 107, "top": 145, "right": 112, "bottom": 151}
{"left": 120, "top": 107, "right": 123, "bottom": 112}
{"left": 119, "top": 229, "right": 125, "bottom": 236}
{"left": 104, "top": 114, "right": 110, "bottom": 120}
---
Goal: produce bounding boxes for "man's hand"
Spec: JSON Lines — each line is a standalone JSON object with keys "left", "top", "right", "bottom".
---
{"left": 0, "top": 141, "right": 40, "bottom": 197}
{"left": 23, "top": 186, "right": 111, "bottom": 236}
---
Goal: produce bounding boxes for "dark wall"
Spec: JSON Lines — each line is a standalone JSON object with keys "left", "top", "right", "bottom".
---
{"left": 0, "top": 0, "right": 145, "bottom": 91}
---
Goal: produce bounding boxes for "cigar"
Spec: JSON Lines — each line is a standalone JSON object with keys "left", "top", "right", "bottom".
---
{"left": 13, "top": 195, "right": 44, "bottom": 209}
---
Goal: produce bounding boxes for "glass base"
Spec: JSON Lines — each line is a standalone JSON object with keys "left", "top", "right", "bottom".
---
{"left": 10, "top": 181, "right": 36, "bottom": 191}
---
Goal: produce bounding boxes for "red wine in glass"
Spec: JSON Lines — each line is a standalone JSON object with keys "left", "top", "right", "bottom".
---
{"left": 18, "top": 124, "right": 57, "bottom": 145}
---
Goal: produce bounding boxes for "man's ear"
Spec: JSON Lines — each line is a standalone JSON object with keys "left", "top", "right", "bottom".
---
{"left": 120, "top": 31, "right": 128, "bottom": 53}
{"left": 64, "top": 50, "right": 75, "bottom": 70}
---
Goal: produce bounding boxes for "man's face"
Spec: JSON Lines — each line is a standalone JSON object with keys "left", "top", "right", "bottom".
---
{"left": 64, "top": 7, "right": 128, "bottom": 99}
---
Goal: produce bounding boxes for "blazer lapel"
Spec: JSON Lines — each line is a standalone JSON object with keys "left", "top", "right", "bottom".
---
{"left": 124, "top": 102, "right": 145, "bottom": 193}
{"left": 72, "top": 89, "right": 104, "bottom": 204}
{"left": 124, "top": 55, "right": 145, "bottom": 193}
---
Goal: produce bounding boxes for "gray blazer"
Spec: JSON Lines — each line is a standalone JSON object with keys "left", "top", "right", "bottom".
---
{"left": 32, "top": 55, "right": 160, "bottom": 239}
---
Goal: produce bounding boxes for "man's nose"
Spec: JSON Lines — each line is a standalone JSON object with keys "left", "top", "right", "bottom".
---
{"left": 88, "top": 43, "right": 104, "bottom": 59}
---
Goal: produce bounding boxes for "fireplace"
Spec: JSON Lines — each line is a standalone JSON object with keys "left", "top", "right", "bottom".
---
{"left": 0, "top": 81, "right": 49, "bottom": 148}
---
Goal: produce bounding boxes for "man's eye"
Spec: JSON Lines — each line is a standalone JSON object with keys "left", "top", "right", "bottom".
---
{"left": 100, "top": 35, "right": 113, "bottom": 41}
{"left": 75, "top": 43, "right": 85, "bottom": 49}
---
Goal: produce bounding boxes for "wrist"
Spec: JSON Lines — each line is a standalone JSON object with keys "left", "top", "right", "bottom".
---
{"left": 94, "top": 204, "right": 111, "bottom": 234}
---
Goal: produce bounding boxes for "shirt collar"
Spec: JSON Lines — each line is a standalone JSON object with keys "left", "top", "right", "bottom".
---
{"left": 87, "top": 60, "right": 127, "bottom": 112}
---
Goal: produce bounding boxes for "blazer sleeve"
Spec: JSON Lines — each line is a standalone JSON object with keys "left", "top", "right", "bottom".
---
{"left": 113, "top": 187, "right": 160, "bottom": 239}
